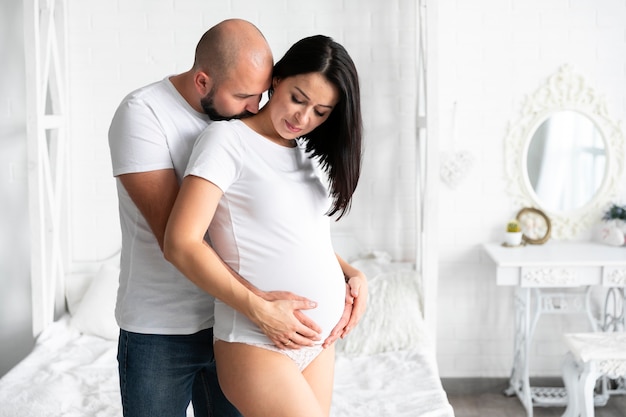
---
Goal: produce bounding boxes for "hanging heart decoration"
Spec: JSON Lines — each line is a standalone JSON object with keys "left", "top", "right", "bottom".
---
{"left": 440, "top": 150, "right": 474, "bottom": 189}
{"left": 440, "top": 102, "right": 474, "bottom": 189}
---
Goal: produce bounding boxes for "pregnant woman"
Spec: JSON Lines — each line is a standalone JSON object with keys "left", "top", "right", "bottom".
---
{"left": 164, "top": 35, "right": 365, "bottom": 417}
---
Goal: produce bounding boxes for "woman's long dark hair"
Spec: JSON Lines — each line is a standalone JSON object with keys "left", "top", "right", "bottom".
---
{"left": 270, "top": 35, "right": 362, "bottom": 220}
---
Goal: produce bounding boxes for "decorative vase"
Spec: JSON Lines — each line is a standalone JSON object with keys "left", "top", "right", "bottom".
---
{"left": 617, "top": 219, "right": 626, "bottom": 237}
{"left": 597, "top": 220, "right": 626, "bottom": 246}
{"left": 504, "top": 231, "right": 523, "bottom": 247}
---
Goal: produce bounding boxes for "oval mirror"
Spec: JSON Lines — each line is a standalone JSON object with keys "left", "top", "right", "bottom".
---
{"left": 504, "top": 65, "right": 625, "bottom": 239}
{"left": 525, "top": 110, "right": 607, "bottom": 213}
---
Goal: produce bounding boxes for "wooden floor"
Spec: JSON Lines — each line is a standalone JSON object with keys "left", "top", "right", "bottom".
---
{"left": 442, "top": 378, "right": 626, "bottom": 417}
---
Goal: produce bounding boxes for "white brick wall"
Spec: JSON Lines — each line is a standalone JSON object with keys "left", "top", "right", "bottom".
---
{"left": 435, "top": 0, "right": 626, "bottom": 377}
{"left": 66, "top": 0, "right": 420, "bottom": 263}
{"left": 64, "top": 0, "right": 626, "bottom": 379}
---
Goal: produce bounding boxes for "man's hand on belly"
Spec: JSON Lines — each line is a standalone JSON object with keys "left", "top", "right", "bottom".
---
{"left": 253, "top": 291, "right": 322, "bottom": 349}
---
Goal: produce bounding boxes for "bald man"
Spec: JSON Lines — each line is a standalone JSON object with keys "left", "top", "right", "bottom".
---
{"left": 108, "top": 19, "right": 325, "bottom": 417}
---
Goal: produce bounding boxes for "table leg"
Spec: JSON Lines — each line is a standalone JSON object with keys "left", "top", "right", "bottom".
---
{"left": 506, "top": 287, "right": 534, "bottom": 417}
{"left": 602, "top": 287, "right": 625, "bottom": 332}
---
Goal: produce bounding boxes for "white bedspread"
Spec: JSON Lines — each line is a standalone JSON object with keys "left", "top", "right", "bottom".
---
{"left": 332, "top": 347, "right": 454, "bottom": 417}
{"left": 0, "top": 315, "right": 453, "bottom": 417}
{"left": 0, "top": 316, "right": 120, "bottom": 417}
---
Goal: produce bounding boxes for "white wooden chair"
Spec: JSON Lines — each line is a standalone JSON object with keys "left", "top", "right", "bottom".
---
{"left": 562, "top": 332, "right": 626, "bottom": 417}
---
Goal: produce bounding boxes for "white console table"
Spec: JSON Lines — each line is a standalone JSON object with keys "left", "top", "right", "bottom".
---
{"left": 482, "top": 241, "right": 626, "bottom": 417}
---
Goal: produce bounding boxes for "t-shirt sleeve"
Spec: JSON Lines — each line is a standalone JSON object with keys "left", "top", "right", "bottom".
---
{"left": 108, "top": 97, "right": 174, "bottom": 176}
{"left": 185, "top": 121, "right": 242, "bottom": 192}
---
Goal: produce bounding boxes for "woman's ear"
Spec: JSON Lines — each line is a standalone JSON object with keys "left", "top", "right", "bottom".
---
{"left": 272, "top": 77, "right": 280, "bottom": 89}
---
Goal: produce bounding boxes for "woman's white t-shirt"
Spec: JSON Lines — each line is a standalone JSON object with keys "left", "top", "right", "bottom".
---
{"left": 186, "top": 120, "right": 346, "bottom": 344}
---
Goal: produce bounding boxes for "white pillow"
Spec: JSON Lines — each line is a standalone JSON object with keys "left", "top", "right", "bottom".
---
{"left": 66, "top": 272, "right": 96, "bottom": 316}
{"left": 335, "top": 269, "right": 427, "bottom": 356}
{"left": 70, "top": 263, "right": 120, "bottom": 340}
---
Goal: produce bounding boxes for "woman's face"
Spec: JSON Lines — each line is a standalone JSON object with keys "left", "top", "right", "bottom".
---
{"left": 269, "top": 72, "right": 339, "bottom": 140}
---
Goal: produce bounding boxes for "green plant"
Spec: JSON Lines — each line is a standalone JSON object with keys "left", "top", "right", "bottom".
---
{"left": 507, "top": 219, "right": 521, "bottom": 233}
{"left": 602, "top": 203, "right": 626, "bottom": 222}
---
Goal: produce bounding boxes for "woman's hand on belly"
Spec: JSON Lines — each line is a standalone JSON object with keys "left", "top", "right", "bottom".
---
{"left": 322, "top": 269, "right": 368, "bottom": 348}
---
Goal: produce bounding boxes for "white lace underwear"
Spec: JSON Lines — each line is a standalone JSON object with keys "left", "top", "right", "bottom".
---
{"left": 249, "top": 343, "right": 324, "bottom": 371}
{"left": 215, "top": 337, "right": 324, "bottom": 371}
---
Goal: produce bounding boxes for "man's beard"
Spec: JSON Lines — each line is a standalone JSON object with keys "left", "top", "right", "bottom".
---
{"left": 200, "top": 87, "right": 253, "bottom": 121}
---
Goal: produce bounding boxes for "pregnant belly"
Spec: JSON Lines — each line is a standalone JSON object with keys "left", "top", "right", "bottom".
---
{"left": 214, "top": 270, "right": 346, "bottom": 344}
{"left": 297, "top": 277, "right": 346, "bottom": 340}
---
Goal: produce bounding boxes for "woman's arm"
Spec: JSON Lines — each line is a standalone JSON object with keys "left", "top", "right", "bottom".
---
{"left": 322, "top": 254, "right": 368, "bottom": 348}
{"left": 164, "top": 175, "right": 321, "bottom": 348}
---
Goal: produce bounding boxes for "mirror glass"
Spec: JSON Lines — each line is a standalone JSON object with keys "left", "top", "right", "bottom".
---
{"left": 526, "top": 110, "right": 606, "bottom": 213}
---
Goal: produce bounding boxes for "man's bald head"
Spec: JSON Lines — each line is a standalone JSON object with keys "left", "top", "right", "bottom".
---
{"left": 193, "top": 19, "right": 273, "bottom": 84}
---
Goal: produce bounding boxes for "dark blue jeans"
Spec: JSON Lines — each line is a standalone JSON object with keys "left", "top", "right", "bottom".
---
{"left": 117, "top": 327, "right": 241, "bottom": 417}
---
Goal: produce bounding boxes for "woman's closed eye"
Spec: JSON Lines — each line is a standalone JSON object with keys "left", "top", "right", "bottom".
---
{"left": 291, "top": 94, "right": 329, "bottom": 118}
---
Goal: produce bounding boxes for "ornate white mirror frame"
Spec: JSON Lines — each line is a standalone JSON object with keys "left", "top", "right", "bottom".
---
{"left": 504, "top": 65, "right": 625, "bottom": 239}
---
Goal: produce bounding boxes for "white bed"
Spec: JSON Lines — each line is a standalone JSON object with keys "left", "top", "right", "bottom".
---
{"left": 0, "top": 246, "right": 454, "bottom": 417}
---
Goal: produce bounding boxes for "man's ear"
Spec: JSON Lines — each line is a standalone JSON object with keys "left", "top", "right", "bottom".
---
{"left": 194, "top": 70, "right": 213, "bottom": 95}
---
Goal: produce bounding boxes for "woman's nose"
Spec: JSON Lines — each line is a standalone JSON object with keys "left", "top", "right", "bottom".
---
{"left": 296, "top": 109, "right": 310, "bottom": 125}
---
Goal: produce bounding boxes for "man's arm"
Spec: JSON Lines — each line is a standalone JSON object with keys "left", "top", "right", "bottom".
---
{"left": 322, "top": 254, "right": 368, "bottom": 348}
{"left": 118, "top": 170, "right": 179, "bottom": 250}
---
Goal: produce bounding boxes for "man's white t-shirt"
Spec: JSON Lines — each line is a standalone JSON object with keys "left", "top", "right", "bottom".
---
{"left": 186, "top": 120, "right": 346, "bottom": 345}
{"left": 108, "top": 77, "right": 216, "bottom": 335}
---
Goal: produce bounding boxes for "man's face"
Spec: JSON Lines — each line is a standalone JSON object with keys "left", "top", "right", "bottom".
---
{"left": 200, "top": 62, "right": 272, "bottom": 121}
{"left": 200, "top": 84, "right": 252, "bottom": 121}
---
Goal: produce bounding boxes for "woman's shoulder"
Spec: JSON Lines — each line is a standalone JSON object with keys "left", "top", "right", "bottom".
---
{"left": 204, "top": 119, "right": 242, "bottom": 134}
{"left": 187, "top": 120, "right": 247, "bottom": 177}
{"left": 196, "top": 120, "right": 246, "bottom": 146}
